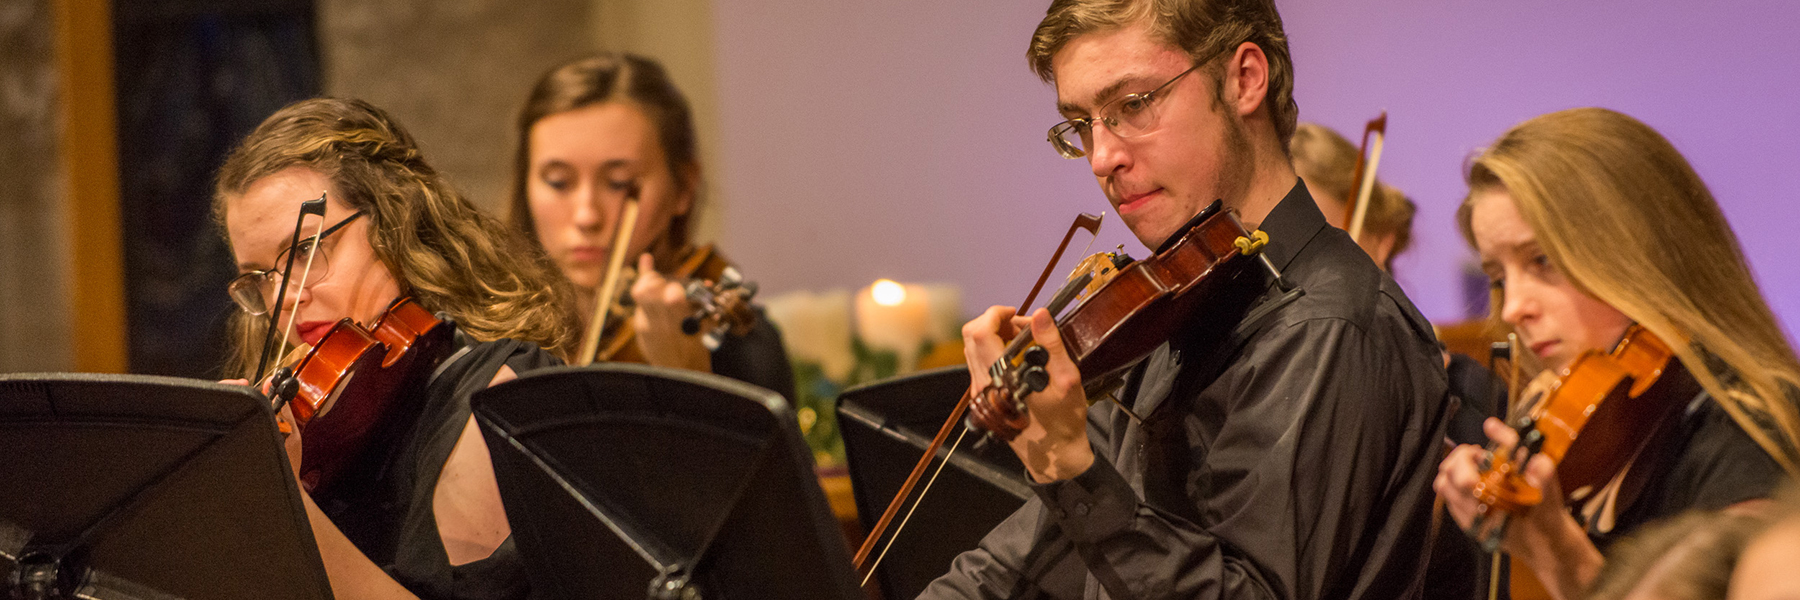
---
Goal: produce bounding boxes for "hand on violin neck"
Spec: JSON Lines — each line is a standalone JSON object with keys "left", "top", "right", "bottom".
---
{"left": 1017, "top": 309, "right": 1094, "bottom": 482}
{"left": 1486, "top": 418, "right": 1597, "bottom": 596}
{"left": 1436, "top": 418, "right": 1596, "bottom": 598}
{"left": 961, "top": 306, "right": 1022, "bottom": 393}
{"left": 961, "top": 307, "right": 1094, "bottom": 483}
{"left": 630, "top": 253, "right": 712, "bottom": 373}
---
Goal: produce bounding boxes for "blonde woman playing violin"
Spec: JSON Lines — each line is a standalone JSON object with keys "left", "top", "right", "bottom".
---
{"left": 1435, "top": 107, "right": 1800, "bottom": 600}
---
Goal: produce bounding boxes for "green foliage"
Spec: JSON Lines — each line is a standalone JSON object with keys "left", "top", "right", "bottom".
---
{"left": 790, "top": 336, "right": 908, "bottom": 467}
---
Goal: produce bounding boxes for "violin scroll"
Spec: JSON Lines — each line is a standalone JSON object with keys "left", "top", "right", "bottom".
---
{"left": 679, "top": 262, "right": 759, "bottom": 350}
{"left": 591, "top": 244, "right": 762, "bottom": 362}
{"left": 1468, "top": 325, "right": 1697, "bottom": 548}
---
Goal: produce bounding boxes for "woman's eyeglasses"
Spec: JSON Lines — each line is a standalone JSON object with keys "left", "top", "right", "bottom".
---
{"left": 227, "top": 211, "right": 366, "bottom": 315}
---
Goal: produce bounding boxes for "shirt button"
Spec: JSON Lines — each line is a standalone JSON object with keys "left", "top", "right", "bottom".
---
{"left": 1074, "top": 503, "right": 1090, "bottom": 516}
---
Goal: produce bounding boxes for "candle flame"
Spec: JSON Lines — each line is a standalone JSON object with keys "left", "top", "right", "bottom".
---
{"left": 871, "top": 279, "right": 907, "bottom": 306}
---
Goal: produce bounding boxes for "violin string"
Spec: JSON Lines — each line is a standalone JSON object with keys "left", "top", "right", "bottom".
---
{"left": 862, "top": 425, "right": 970, "bottom": 587}
{"left": 275, "top": 217, "right": 327, "bottom": 365}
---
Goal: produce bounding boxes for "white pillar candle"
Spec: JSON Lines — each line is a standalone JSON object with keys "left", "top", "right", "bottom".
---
{"left": 855, "top": 279, "right": 932, "bottom": 370}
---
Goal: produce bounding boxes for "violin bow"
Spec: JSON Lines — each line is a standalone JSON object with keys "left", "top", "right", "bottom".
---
{"left": 852, "top": 212, "right": 1103, "bottom": 584}
{"left": 252, "top": 194, "right": 328, "bottom": 383}
{"left": 576, "top": 180, "right": 643, "bottom": 366}
{"left": 1019, "top": 212, "right": 1104, "bottom": 313}
{"left": 1344, "top": 111, "right": 1388, "bottom": 241}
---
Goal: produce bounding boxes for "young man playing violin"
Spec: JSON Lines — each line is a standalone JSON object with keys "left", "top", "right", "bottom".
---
{"left": 919, "top": 1, "right": 1449, "bottom": 598}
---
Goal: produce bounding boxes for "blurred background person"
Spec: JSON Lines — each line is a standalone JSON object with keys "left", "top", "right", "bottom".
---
{"left": 1288, "top": 121, "right": 1416, "bottom": 272}
{"left": 508, "top": 53, "right": 794, "bottom": 400}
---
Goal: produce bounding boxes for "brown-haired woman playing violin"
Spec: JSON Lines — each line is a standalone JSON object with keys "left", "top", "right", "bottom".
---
{"left": 217, "top": 97, "right": 578, "bottom": 600}
{"left": 507, "top": 53, "right": 792, "bottom": 399}
{"left": 1435, "top": 107, "right": 1800, "bottom": 600}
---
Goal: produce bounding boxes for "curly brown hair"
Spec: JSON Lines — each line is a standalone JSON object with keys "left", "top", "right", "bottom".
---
{"left": 214, "top": 97, "right": 580, "bottom": 376}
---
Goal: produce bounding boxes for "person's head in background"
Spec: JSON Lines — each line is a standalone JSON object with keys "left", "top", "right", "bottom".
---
{"left": 1584, "top": 509, "right": 1769, "bottom": 600}
{"left": 1288, "top": 122, "right": 1415, "bottom": 271}
{"left": 1730, "top": 483, "right": 1800, "bottom": 600}
{"left": 509, "top": 53, "right": 701, "bottom": 305}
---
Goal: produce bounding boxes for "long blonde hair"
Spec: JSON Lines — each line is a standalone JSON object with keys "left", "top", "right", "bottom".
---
{"left": 214, "top": 97, "right": 580, "bottom": 376}
{"left": 1457, "top": 107, "right": 1800, "bottom": 475}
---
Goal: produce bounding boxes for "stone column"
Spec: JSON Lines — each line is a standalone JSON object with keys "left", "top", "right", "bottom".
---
{"left": 317, "top": 0, "right": 597, "bottom": 214}
{"left": 590, "top": 0, "right": 723, "bottom": 245}
{"left": 0, "top": 0, "right": 74, "bottom": 372}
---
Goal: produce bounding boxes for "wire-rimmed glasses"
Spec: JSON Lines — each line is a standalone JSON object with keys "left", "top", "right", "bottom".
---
{"left": 227, "top": 211, "right": 366, "bottom": 315}
{"left": 1047, "top": 61, "right": 1210, "bottom": 159}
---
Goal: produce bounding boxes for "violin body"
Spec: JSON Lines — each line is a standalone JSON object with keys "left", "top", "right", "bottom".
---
{"left": 968, "top": 202, "right": 1259, "bottom": 441}
{"left": 281, "top": 297, "right": 457, "bottom": 493}
{"left": 1474, "top": 326, "right": 1698, "bottom": 518}
{"left": 590, "top": 244, "right": 759, "bottom": 363}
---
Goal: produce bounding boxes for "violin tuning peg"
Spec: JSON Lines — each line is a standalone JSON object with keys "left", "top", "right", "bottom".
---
{"left": 1021, "top": 366, "right": 1050, "bottom": 394}
{"left": 1022, "top": 345, "right": 1051, "bottom": 368}
{"left": 1522, "top": 429, "right": 1545, "bottom": 453}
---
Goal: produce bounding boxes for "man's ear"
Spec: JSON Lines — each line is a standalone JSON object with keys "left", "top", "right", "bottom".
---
{"left": 1223, "top": 41, "right": 1270, "bottom": 119}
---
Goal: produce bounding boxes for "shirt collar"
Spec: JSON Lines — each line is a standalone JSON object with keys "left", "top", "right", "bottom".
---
{"left": 1249, "top": 178, "right": 1326, "bottom": 274}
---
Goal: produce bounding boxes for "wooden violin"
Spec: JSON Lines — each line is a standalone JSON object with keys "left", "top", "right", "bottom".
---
{"left": 576, "top": 243, "right": 760, "bottom": 365}
{"left": 269, "top": 296, "right": 457, "bottom": 493}
{"left": 1469, "top": 325, "right": 1699, "bottom": 548}
{"left": 965, "top": 200, "right": 1266, "bottom": 441}
{"left": 854, "top": 201, "right": 1286, "bottom": 581}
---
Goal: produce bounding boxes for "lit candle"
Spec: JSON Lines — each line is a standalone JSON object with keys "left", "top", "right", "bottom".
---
{"left": 855, "top": 279, "right": 932, "bottom": 370}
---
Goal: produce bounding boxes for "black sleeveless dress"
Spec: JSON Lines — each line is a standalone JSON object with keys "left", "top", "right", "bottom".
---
{"left": 314, "top": 336, "right": 560, "bottom": 600}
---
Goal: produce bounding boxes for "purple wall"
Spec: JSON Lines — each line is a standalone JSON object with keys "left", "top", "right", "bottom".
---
{"left": 713, "top": 1, "right": 1800, "bottom": 336}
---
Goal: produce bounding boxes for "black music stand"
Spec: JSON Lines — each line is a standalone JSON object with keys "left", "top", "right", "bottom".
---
{"left": 472, "top": 363, "right": 860, "bottom": 600}
{"left": 0, "top": 373, "right": 332, "bottom": 600}
{"left": 835, "top": 366, "right": 1035, "bottom": 600}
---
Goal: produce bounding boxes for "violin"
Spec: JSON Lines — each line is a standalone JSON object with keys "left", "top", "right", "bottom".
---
{"left": 854, "top": 201, "right": 1289, "bottom": 580}
{"left": 1468, "top": 325, "right": 1699, "bottom": 548}
{"left": 965, "top": 200, "right": 1270, "bottom": 441}
{"left": 269, "top": 296, "right": 457, "bottom": 493}
{"left": 576, "top": 243, "right": 761, "bottom": 365}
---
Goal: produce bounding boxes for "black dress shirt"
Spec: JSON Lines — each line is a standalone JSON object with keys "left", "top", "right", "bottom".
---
{"left": 919, "top": 180, "right": 1451, "bottom": 600}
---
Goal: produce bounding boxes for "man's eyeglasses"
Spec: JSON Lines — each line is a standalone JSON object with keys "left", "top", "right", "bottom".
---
{"left": 1047, "top": 61, "right": 1210, "bottom": 159}
{"left": 227, "top": 211, "right": 366, "bottom": 315}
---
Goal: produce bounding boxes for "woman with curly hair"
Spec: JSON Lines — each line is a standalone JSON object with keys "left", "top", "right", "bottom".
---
{"left": 217, "top": 97, "right": 578, "bottom": 599}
